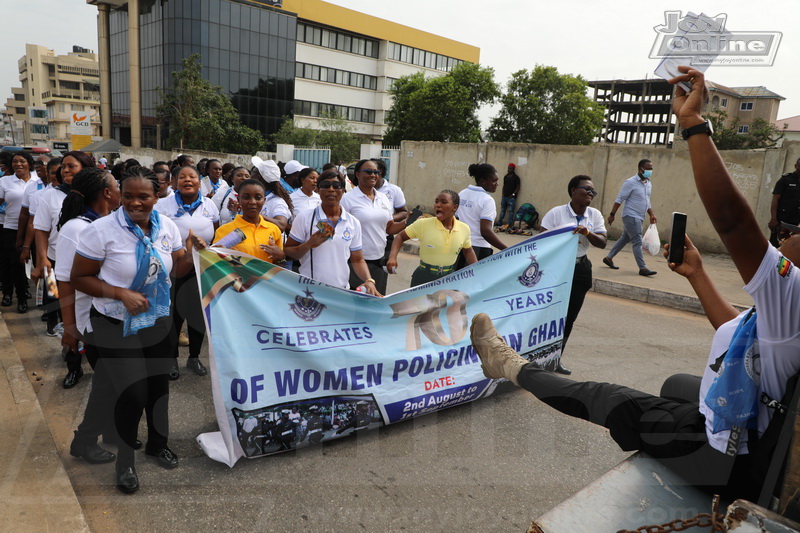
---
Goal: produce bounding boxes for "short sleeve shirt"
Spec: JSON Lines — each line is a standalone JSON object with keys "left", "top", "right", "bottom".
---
{"left": 340, "top": 188, "right": 393, "bottom": 260}
{"left": 21, "top": 177, "right": 45, "bottom": 208}
{"left": 76, "top": 209, "right": 184, "bottom": 320}
{"left": 377, "top": 181, "right": 407, "bottom": 211}
{"left": 55, "top": 217, "right": 93, "bottom": 334}
{"left": 540, "top": 203, "right": 607, "bottom": 257}
{"left": 456, "top": 185, "right": 497, "bottom": 248}
{"left": 0, "top": 175, "right": 39, "bottom": 230}
{"left": 213, "top": 215, "right": 283, "bottom": 263}
{"left": 773, "top": 172, "right": 800, "bottom": 221}
{"left": 33, "top": 187, "right": 67, "bottom": 259}
{"left": 260, "top": 193, "right": 292, "bottom": 221}
{"left": 290, "top": 189, "right": 321, "bottom": 217}
{"left": 155, "top": 194, "right": 219, "bottom": 243}
{"left": 405, "top": 217, "right": 471, "bottom": 267}
{"left": 200, "top": 177, "right": 229, "bottom": 197}
{"left": 289, "top": 206, "right": 362, "bottom": 289}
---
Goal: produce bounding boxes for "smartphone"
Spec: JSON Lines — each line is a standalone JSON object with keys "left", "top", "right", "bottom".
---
{"left": 668, "top": 212, "right": 687, "bottom": 264}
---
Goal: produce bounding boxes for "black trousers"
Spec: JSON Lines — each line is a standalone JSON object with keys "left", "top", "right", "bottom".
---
{"left": 348, "top": 258, "right": 388, "bottom": 294}
{"left": 454, "top": 245, "right": 492, "bottom": 271}
{"left": 562, "top": 256, "right": 593, "bottom": 352}
{"left": 89, "top": 309, "right": 174, "bottom": 469}
{"left": 1, "top": 228, "right": 27, "bottom": 300}
{"left": 516, "top": 364, "right": 757, "bottom": 499}
{"left": 171, "top": 271, "right": 205, "bottom": 360}
{"left": 72, "top": 336, "right": 116, "bottom": 444}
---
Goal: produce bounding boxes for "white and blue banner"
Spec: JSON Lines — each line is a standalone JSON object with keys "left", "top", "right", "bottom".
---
{"left": 194, "top": 228, "right": 578, "bottom": 466}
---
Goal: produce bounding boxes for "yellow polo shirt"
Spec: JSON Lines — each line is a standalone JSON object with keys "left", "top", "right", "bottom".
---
{"left": 213, "top": 215, "right": 283, "bottom": 263}
{"left": 405, "top": 217, "right": 471, "bottom": 267}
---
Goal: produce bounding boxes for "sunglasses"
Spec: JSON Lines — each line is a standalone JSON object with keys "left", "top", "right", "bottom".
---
{"left": 318, "top": 180, "right": 343, "bottom": 190}
{"left": 575, "top": 186, "right": 597, "bottom": 197}
{"left": 359, "top": 169, "right": 381, "bottom": 176}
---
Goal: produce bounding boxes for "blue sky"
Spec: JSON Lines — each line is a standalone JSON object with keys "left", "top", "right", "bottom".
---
{"left": 3, "top": 0, "right": 798, "bottom": 126}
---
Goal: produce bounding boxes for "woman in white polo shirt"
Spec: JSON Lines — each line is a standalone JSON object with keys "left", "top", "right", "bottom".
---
{"left": 156, "top": 165, "right": 219, "bottom": 379}
{"left": 285, "top": 170, "right": 379, "bottom": 295}
{"left": 454, "top": 163, "right": 508, "bottom": 270}
{"left": 0, "top": 151, "right": 38, "bottom": 312}
{"left": 71, "top": 166, "right": 203, "bottom": 494}
{"left": 289, "top": 167, "right": 321, "bottom": 216}
{"left": 340, "top": 159, "right": 407, "bottom": 294}
{"left": 251, "top": 157, "right": 293, "bottom": 233}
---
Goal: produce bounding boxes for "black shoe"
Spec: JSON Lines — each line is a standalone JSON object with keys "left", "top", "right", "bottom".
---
{"left": 602, "top": 257, "right": 619, "bottom": 270}
{"left": 554, "top": 363, "right": 572, "bottom": 375}
{"left": 17, "top": 301, "right": 28, "bottom": 314}
{"left": 116, "top": 466, "right": 140, "bottom": 494}
{"left": 40, "top": 312, "right": 49, "bottom": 322}
{"left": 2, "top": 295, "right": 12, "bottom": 306}
{"left": 145, "top": 447, "right": 179, "bottom": 469}
{"left": 168, "top": 360, "right": 180, "bottom": 381}
{"left": 63, "top": 368, "right": 84, "bottom": 389}
{"left": 186, "top": 358, "right": 207, "bottom": 376}
{"left": 70, "top": 439, "right": 116, "bottom": 464}
{"left": 639, "top": 268, "right": 657, "bottom": 277}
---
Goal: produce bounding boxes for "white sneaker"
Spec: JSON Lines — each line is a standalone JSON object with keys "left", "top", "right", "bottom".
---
{"left": 470, "top": 313, "right": 528, "bottom": 385}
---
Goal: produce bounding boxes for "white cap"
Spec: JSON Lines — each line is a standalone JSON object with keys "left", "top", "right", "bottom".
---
{"left": 284, "top": 160, "right": 307, "bottom": 175}
{"left": 251, "top": 156, "right": 281, "bottom": 183}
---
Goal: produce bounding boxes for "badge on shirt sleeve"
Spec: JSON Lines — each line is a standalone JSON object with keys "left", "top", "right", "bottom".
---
{"left": 777, "top": 257, "right": 793, "bottom": 277}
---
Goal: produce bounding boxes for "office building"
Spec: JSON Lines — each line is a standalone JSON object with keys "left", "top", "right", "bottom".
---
{"left": 85, "top": 0, "right": 479, "bottom": 148}
{"left": 1, "top": 44, "right": 101, "bottom": 147}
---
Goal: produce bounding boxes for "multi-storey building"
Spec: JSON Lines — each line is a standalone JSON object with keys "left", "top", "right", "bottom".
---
{"left": 85, "top": 0, "right": 479, "bottom": 148}
{"left": 707, "top": 82, "right": 785, "bottom": 135}
{"left": 1, "top": 44, "right": 101, "bottom": 147}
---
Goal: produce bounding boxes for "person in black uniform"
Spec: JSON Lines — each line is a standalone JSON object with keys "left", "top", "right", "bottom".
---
{"left": 272, "top": 409, "right": 295, "bottom": 451}
{"left": 335, "top": 401, "right": 382, "bottom": 435}
{"left": 305, "top": 405, "right": 332, "bottom": 445}
{"left": 769, "top": 157, "right": 800, "bottom": 246}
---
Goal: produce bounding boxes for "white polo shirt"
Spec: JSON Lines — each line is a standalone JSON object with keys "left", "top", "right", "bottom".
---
{"left": 27, "top": 184, "right": 53, "bottom": 217}
{"left": 200, "top": 177, "right": 229, "bottom": 197}
{"left": 213, "top": 188, "right": 238, "bottom": 225}
{"left": 76, "top": 208, "right": 184, "bottom": 320}
{"left": 290, "top": 189, "right": 321, "bottom": 216}
{"left": 699, "top": 245, "right": 800, "bottom": 454}
{"left": 540, "top": 203, "right": 607, "bottom": 257}
{"left": 260, "top": 192, "right": 292, "bottom": 221}
{"left": 456, "top": 185, "right": 497, "bottom": 248}
{"left": 20, "top": 177, "right": 46, "bottom": 208}
{"left": 55, "top": 216, "right": 93, "bottom": 334}
{"left": 33, "top": 187, "right": 67, "bottom": 259}
{"left": 289, "top": 205, "right": 362, "bottom": 289}
{"left": 377, "top": 181, "right": 407, "bottom": 211}
{"left": 156, "top": 193, "right": 219, "bottom": 243}
{"left": 340, "top": 187, "right": 393, "bottom": 260}
{"left": 0, "top": 175, "right": 40, "bottom": 230}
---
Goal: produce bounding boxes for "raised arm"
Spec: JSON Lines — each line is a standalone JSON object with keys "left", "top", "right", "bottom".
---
{"left": 669, "top": 67, "right": 767, "bottom": 283}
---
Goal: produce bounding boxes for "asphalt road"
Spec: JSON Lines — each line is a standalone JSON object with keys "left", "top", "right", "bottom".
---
{"left": 6, "top": 250, "right": 715, "bottom": 533}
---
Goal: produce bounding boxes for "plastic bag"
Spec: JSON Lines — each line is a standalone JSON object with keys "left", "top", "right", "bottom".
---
{"left": 642, "top": 223, "right": 661, "bottom": 256}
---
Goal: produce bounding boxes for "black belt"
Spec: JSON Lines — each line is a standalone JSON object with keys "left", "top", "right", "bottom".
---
{"left": 419, "top": 261, "right": 454, "bottom": 275}
{"left": 575, "top": 255, "right": 589, "bottom": 265}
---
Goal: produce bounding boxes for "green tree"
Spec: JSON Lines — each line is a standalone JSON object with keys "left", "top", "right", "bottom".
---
{"left": 271, "top": 111, "right": 362, "bottom": 164}
{"left": 384, "top": 63, "right": 499, "bottom": 145}
{"left": 157, "top": 54, "right": 264, "bottom": 153}
{"left": 708, "top": 110, "right": 786, "bottom": 150}
{"left": 488, "top": 66, "right": 605, "bottom": 145}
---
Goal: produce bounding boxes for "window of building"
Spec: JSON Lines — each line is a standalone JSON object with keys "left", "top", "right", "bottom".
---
{"left": 58, "top": 103, "right": 65, "bottom": 113}
{"left": 14, "top": 93, "right": 24, "bottom": 101}
{"left": 737, "top": 125, "right": 749, "bottom": 134}
{"left": 297, "top": 22, "right": 378, "bottom": 58}
{"left": 387, "top": 41, "right": 464, "bottom": 72}
{"left": 296, "top": 62, "right": 378, "bottom": 90}
{"left": 721, "top": 98, "right": 728, "bottom": 107}
{"left": 16, "top": 107, "right": 25, "bottom": 115}
{"left": 740, "top": 102, "right": 753, "bottom": 111}
{"left": 30, "top": 124, "right": 49, "bottom": 135}
{"left": 61, "top": 80, "right": 81, "bottom": 91}
{"left": 72, "top": 104, "right": 85, "bottom": 111}
{"left": 295, "top": 99, "right": 375, "bottom": 123}
{"left": 30, "top": 109, "right": 47, "bottom": 119}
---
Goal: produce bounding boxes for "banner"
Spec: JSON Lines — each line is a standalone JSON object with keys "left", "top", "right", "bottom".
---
{"left": 194, "top": 228, "right": 578, "bottom": 466}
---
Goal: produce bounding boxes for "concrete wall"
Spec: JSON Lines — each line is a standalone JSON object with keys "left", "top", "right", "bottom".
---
{"left": 397, "top": 140, "right": 800, "bottom": 254}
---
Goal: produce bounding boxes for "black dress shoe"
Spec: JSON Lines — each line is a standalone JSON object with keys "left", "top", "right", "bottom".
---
{"left": 70, "top": 440, "right": 116, "bottom": 464}
{"left": 169, "top": 359, "right": 180, "bottom": 381}
{"left": 602, "top": 257, "right": 619, "bottom": 270}
{"left": 639, "top": 268, "right": 657, "bottom": 277}
{"left": 186, "top": 358, "right": 207, "bottom": 376}
{"left": 2, "top": 295, "right": 12, "bottom": 307}
{"left": 63, "top": 368, "right": 84, "bottom": 389}
{"left": 145, "top": 447, "right": 179, "bottom": 469}
{"left": 116, "top": 466, "right": 140, "bottom": 494}
{"left": 17, "top": 301, "right": 28, "bottom": 314}
{"left": 554, "top": 363, "right": 572, "bottom": 375}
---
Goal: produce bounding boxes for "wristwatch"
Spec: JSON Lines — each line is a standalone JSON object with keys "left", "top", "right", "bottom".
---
{"left": 681, "top": 120, "right": 713, "bottom": 140}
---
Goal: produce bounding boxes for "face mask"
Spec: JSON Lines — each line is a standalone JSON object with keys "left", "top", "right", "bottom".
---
{"left": 642, "top": 170, "right": 652, "bottom": 179}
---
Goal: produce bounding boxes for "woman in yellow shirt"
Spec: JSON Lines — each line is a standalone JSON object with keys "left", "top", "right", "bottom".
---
{"left": 386, "top": 190, "right": 477, "bottom": 287}
{"left": 212, "top": 179, "right": 285, "bottom": 264}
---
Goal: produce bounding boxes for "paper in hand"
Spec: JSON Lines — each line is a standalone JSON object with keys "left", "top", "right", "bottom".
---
{"left": 653, "top": 12, "right": 727, "bottom": 91}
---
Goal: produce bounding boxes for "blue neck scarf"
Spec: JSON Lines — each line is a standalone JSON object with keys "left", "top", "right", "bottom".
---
{"left": 120, "top": 209, "right": 171, "bottom": 336}
{"left": 704, "top": 308, "right": 759, "bottom": 434}
{"left": 80, "top": 208, "right": 101, "bottom": 222}
{"left": 175, "top": 192, "right": 203, "bottom": 217}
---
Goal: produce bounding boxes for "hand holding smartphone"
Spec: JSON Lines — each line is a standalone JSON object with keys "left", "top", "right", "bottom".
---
{"left": 667, "top": 212, "right": 687, "bottom": 264}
